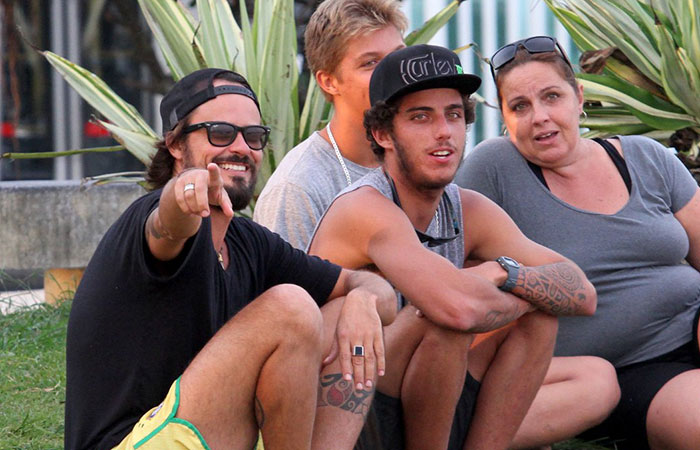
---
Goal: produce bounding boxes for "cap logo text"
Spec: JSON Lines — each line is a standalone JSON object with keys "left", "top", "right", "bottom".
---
{"left": 400, "top": 52, "right": 455, "bottom": 85}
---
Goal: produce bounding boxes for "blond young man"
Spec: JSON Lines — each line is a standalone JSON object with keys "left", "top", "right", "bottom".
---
{"left": 253, "top": 0, "right": 406, "bottom": 250}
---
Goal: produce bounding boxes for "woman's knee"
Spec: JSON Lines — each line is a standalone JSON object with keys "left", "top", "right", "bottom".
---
{"left": 576, "top": 356, "right": 620, "bottom": 424}
{"left": 647, "top": 370, "right": 700, "bottom": 449}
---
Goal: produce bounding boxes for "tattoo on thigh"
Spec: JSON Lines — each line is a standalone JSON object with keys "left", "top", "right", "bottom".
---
{"left": 317, "top": 373, "right": 373, "bottom": 417}
{"left": 255, "top": 397, "right": 265, "bottom": 429}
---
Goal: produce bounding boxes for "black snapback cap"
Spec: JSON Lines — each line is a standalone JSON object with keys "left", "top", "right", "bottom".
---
{"left": 369, "top": 44, "right": 481, "bottom": 106}
{"left": 160, "top": 68, "right": 261, "bottom": 132}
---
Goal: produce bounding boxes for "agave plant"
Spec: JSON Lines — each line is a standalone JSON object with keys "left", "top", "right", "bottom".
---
{"left": 545, "top": 0, "right": 700, "bottom": 182}
{"left": 6, "top": 0, "right": 465, "bottom": 192}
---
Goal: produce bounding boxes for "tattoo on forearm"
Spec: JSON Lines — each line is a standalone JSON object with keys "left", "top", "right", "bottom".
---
{"left": 476, "top": 305, "right": 526, "bottom": 332}
{"left": 255, "top": 396, "right": 265, "bottom": 429}
{"left": 517, "top": 263, "right": 587, "bottom": 315}
{"left": 146, "top": 212, "right": 163, "bottom": 239}
{"left": 317, "top": 373, "right": 373, "bottom": 417}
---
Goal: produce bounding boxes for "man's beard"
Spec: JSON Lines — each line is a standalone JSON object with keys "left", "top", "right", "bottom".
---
{"left": 182, "top": 145, "right": 258, "bottom": 211}
{"left": 224, "top": 172, "right": 257, "bottom": 211}
{"left": 391, "top": 134, "right": 458, "bottom": 191}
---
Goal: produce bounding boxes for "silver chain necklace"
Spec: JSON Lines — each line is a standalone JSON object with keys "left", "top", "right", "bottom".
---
{"left": 326, "top": 124, "right": 352, "bottom": 187}
{"left": 326, "top": 124, "right": 439, "bottom": 230}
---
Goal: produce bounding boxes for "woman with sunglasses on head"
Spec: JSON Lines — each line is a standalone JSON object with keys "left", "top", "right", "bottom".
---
{"left": 457, "top": 36, "right": 700, "bottom": 450}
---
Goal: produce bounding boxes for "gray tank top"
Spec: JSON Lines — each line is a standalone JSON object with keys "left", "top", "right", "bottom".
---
{"left": 315, "top": 167, "right": 465, "bottom": 307}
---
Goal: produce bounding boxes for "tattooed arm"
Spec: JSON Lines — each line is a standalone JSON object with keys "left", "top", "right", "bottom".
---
{"left": 513, "top": 263, "right": 593, "bottom": 316}
{"left": 462, "top": 188, "right": 597, "bottom": 318}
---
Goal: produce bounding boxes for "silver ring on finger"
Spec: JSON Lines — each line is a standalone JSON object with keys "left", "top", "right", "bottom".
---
{"left": 183, "top": 183, "right": 195, "bottom": 193}
{"left": 352, "top": 345, "right": 365, "bottom": 357}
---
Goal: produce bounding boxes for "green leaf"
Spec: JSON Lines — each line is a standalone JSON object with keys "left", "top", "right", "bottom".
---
{"left": 196, "top": 0, "right": 236, "bottom": 69}
{"left": 405, "top": 1, "right": 460, "bottom": 46}
{"left": 239, "top": 0, "right": 259, "bottom": 90}
{"left": 656, "top": 23, "right": 700, "bottom": 118}
{"left": 43, "top": 51, "right": 156, "bottom": 137}
{"left": 581, "top": 112, "right": 653, "bottom": 135}
{"left": 578, "top": 73, "right": 698, "bottom": 129}
{"left": 299, "top": 77, "right": 333, "bottom": 140}
{"left": 544, "top": 1, "right": 609, "bottom": 51}
{"left": 138, "top": 0, "right": 202, "bottom": 80}
{"left": 99, "top": 121, "right": 158, "bottom": 166}
{"left": 570, "top": 0, "right": 661, "bottom": 83}
{"left": 257, "top": 0, "right": 299, "bottom": 190}
{"left": 682, "top": 0, "right": 700, "bottom": 67}
{"left": 600, "top": 58, "right": 665, "bottom": 99}
{"left": 1, "top": 146, "right": 125, "bottom": 160}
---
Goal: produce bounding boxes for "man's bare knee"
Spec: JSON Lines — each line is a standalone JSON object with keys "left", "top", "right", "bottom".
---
{"left": 422, "top": 322, "right": 473, "bottom": 355}
{"left": 258, "top": 284, "right": 324, "bottom": 343}
{"left": 513, "top": 311, "right": 558, "bottom": 345}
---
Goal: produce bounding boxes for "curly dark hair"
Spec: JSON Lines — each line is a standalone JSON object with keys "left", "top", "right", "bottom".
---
{"left": 363, "top": 93, "right": 476, "bottom": 161}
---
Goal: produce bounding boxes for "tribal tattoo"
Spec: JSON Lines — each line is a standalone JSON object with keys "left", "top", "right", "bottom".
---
{"left": 317, "top": 373, "right": 373, "bottom": 417}
{"left": 515, "top": 262, "right": 587, "bottom": 315}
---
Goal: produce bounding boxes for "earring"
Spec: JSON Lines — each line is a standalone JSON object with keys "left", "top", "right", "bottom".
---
{"left": 580, "top": 110, "right": 588, "bottom": 123}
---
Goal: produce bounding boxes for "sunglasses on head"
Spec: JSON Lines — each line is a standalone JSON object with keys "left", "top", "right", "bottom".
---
{"left": 489, "top": 36, "right": 573, "bottom": 81}
{"left": 184, "top": 121, "right": 271, "bottom": 151}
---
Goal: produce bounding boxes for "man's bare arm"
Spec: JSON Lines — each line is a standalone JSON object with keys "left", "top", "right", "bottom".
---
{"left": 145, "top": 164, "right": 233, "bottom": 261}
{"left": 329, "top": 269, "right": 397, "bottom": 325}
{"left": 462, "top": 189, "right": 597, "bottom": 317}
{"left": 311, "top": 188, "right": 536, "bottom": 333}
{"left": 514, "top": 262, "right": 590, "bottom": 315}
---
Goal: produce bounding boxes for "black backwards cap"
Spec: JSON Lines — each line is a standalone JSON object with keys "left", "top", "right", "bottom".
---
{"left": 159, "top": 68, "right": 261, "bottom": 132}
{"left": 369, "top": 44, "right": 481, "bottom": 106}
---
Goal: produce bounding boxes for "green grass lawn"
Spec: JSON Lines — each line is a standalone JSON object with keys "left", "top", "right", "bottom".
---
{"left": 0, "top": 300, "right": 69, "bottom": 450}
{"left": 0, "top": 298, "right": 611, "bottom": 450}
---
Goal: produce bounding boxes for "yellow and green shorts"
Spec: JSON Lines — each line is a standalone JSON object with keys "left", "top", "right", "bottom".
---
{"left": 113, "top": 378, "right": 210, "bottom": 450}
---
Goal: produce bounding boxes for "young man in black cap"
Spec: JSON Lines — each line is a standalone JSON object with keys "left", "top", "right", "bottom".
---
{"left": 308, "top": 45, "right": 601, "bottom": 449}
{"left": 64, "top": 68, "right": 396, "bottom": 450}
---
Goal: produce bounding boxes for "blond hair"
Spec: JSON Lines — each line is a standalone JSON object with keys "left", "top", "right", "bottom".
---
{"left": 304, "top": 0, "right": 407, "bottom": 78}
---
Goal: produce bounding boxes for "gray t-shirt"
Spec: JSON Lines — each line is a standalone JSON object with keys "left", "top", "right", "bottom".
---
{"left": 457, "top": 135, "right": 700, "bottom": 367}
{"left": 254, "top": 131, "right": 372, "bottom": 250}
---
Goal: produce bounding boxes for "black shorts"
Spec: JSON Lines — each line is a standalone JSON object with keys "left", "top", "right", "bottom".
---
{"left": 359, "top": 372, "right": 480, "bottom": 450}
{"left": 580, "top": 341, "right": 700, "bottom": 450}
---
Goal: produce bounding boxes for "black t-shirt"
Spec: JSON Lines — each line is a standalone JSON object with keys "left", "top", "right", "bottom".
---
{"left": 64, "top": 190, "right": 341, "bottom": 450}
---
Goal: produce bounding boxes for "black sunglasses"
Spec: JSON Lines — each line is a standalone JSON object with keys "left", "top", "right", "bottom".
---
{"left": 490, "top": 36, "right": 573, "bottom": 80}
{"left": 384, "top": 171, "right": 460, "bottom": 247}
{"left": 184, "top": 121, "right": 271, "bottom": 150}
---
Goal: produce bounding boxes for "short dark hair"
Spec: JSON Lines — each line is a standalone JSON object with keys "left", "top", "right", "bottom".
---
{"left": 145, "top": 71, "right": 255, "bottom": 190}
{"left": 363, "top": 93, "right": 476, "bottom": 161}
{"left": 494, "top": 47, "right": 578, "bottom": 110}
